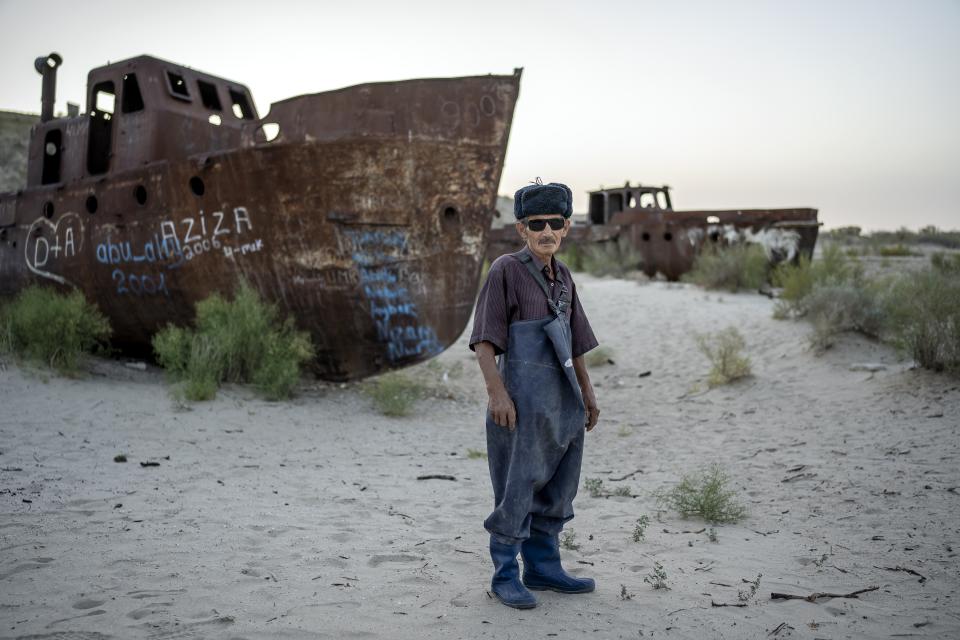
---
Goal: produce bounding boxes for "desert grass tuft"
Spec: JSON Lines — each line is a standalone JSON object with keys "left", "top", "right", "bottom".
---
{"left": 644, "top": 561, "right": 669, "bottom": 590}
{"left": 559, "top": 530, "right": 580, "bottom": 551}
{"left": 655, "top": 464, "right": 747, "bottom": 523}
{"left": 683, "top": 243, "right": 768, "bottom": 292}
{"left": 632, "top": 515, "right": 650, "bottom": 542}
{"left": 152, "top": 280, "right": 313, "bottom": 401}
{"left": 0, "top": 286, "right": 111, "bottom": 373}
{"left": 696, "top": 327, "right": 751, "bottom": 387}
{"left": 365, "top": 372, "right": 427, "bottom": 416}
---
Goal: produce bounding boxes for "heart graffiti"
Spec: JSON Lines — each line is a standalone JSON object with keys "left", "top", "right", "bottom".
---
{"left": 24, "top": 212, "right": 85, "bottom": 286}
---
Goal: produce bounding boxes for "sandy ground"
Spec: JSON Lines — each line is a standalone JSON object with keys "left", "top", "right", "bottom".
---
{"left": 1, "top": 275, "right": 958, "bottom": 640}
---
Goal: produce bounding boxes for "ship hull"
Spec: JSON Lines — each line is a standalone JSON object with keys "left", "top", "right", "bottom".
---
{"left": 0, "top": 73, "right": 521, "bottom": 380}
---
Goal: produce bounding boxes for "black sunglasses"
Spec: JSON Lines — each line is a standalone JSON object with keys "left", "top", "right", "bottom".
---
{"left": 524, "top": 217, "right": 565, "bottom": 232}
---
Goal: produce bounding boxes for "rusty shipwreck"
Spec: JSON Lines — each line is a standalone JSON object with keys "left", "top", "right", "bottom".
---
{"left": 487, "top": 182, "right": 819, "bottom": 280}
{"left": 0, "top": 54, "right": 521, "bottom": 380}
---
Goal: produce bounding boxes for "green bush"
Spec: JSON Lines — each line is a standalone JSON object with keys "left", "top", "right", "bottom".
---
{"left": 0, "top": 286, "right": 111, "bottom": 373}
{"left": 931, "top": 252, "right": 960, "bottom": 275}
{"left": 884, "top": 268, "right": 960, "bottom": 373}
{"left": 152, "top": 280, "right": 313, "bottom": 401}
{"left": 683, "top": 243, "right": 768, "bottom": 292}
{"left": 655, "top": 464, "right": 747, "bottom": 524}
{"left": 877, "top": 244, "right": 920, "bottom": 257}
{"left": 696, "top": 327, "right": 751, "bottom": 386}
{"left": 365, "top": 372, "right": 426, "bottom": 416}
{"left": 581, "top": 236, "right": 645, "bottom": 278}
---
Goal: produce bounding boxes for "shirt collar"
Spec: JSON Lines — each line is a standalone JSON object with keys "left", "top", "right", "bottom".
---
{"left": 520, "top": 245, "right": 556, "bottom": 276}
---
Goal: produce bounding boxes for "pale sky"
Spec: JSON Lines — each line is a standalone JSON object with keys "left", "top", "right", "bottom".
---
{"left": 1, "top": 0, "right": 957, "bottom": 231}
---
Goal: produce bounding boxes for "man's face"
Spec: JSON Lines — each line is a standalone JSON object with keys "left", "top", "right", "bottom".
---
{"left": 515, "top": 214, "right": 570, "bottom": 258}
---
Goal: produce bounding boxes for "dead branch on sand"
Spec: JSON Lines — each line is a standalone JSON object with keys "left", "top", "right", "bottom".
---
{"left": 770, "top": 586, "right": 879, "bottom": 602}
{"left": 875, "top": 565, "right": 927, "bottom": 583}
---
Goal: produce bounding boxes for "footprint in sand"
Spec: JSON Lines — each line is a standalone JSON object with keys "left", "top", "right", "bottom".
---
{"left": 367, "top": 554, "right": 424, "bottom": 567}
{"left": 126, "top": 588, "right": 185, "bottom": 599}
{"left": 0, "top": 556, "right": 54, "bottom": 580}
{"left": 72, "top": 598, "right": 106, "bottom": 610}
{"left": 126, "top": 602, "right": 173, "bottom": 619}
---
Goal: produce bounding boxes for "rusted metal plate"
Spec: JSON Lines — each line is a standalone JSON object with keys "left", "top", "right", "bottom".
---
{"left": 0, "top": 54, "right": 522, "bottom": 381}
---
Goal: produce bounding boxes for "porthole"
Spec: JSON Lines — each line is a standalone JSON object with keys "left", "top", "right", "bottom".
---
{"left": 134, "top": 185, "right": 148, "bottom": 206}
{"left": 86, "top": 195, "right": 98, "bottom": 214}
{"left": 663, "top": 232, "right": 673, "bottom": 241}
{"left": 189, "top": 176, "right": 205, "bottom": 197}
{"left": 42, "top": 201, "right": 54, "bottom": 219}
{"left": 440, "top": 205, "right": 459, "bottom": 230}
{"left": 641, "top": 232, "right": 650, "bottom": 242}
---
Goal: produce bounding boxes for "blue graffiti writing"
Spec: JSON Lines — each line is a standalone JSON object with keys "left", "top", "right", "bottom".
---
{"left": 96, "top": 234, "right": 183, "bottom": 270}
{"left": 346, "top": 228, "right": 442, "bottom": 362}
{"left": 111, "top": 269, "right": 170, "bottom": 297}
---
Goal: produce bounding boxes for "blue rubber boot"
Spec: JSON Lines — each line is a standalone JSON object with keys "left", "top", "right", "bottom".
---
{"left": 489, "top": 537, "right": 537, "bottom": 609}
{"left": 521, "top": 530, "right": 596, "bottom": 594}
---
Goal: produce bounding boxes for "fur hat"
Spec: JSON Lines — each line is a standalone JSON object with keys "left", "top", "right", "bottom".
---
{"left": 514, "top": 180, "right": 573, "bottom": 219}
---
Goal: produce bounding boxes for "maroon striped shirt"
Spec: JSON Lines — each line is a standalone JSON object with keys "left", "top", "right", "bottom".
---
{"left": 469, "top": 246, "right": 599, "bottom": 358}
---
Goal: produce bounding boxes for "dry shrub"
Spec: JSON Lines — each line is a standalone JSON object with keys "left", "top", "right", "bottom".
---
{"left": 655, "top": 464, "right": 747, "bottom": 524}
{"left": 683, "top": 243, "right": 768, "bottom": 292}
{"left": 0, "top": 286, "right": 111, "bottom": 373}
{"left": 152, "top": 280, "right": 313, "bottom": 401}
{"left": 696, "top": 327, "right": 751, "bottom": 387}
{"left": 804, "top": 283, "right": 885, "bottom": 351}
{"left": 365, "top": 372, "right": 426, "bottom": 416}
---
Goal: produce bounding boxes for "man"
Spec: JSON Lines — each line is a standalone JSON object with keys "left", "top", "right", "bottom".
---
{"left": 470, "top": 180, "right": 601, "bottom": 609}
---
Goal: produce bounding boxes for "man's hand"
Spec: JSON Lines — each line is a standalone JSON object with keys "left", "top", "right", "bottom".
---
{"left": 488, "top": 387, "right": 517, "bottom": 430}
{"left": 572, "top": 354, "right": 600, "bottom": 432}
{"left": 475, "top": 341, "right": 517, "bottom": 431}
{"left": 582, "top": 386, "right": 600, "bottom": 431}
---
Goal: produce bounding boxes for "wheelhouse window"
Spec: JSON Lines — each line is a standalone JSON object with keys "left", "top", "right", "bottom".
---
{"left": 166, "top": 71, "right": 191, "bottom": 101}
{"left": 639, "top": 192, "right": 656, "bottom": 208}
{"left": 229, "top": 88, "right": 254, "bottom": 119}
{"left": 42, "top": 129, "right": 63, "bottom": 184}
{"left": 122, "top": 73, "right": 144, "bottom": 112}
{"left": 197, "top": 80, "right": 222, "bottom": 111}
{"left": 87, "top": 81, "right": 115, "bottom": 175}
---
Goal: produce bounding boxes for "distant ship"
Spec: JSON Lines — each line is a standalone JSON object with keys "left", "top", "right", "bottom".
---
{"left": 487, "top": 183, "right": 819, "bottom": 280}
{"left": 0, "top": 53, "right": 521, "bottom": 380}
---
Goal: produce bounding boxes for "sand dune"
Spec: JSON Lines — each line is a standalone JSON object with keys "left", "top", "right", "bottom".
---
{"left": 1, "top": 276, "right": 958, "bottom": 639}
